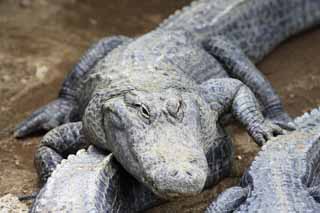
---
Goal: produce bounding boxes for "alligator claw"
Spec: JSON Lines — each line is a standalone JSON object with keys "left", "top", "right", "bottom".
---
{"left": 266, "top": 111, "right": 295, "bottom": 131}
{"left": 14, "top": 98, "right": 73, "bottom": 138}
{"left": 18, "top": 192, "right": 38, "bottom": 201}
{"left": 272, "top": 120, "right": 296, "bottom": 132}
{"left": 248, "top": 119, "right": 284, "bottom": 146}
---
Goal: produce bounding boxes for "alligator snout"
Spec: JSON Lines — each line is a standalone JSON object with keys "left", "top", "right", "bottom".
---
{"left": 149, "top": 154, "right": 208, "bottom": 198}
{"left": 132, "top": 127, "right": 208, "bottom": 199}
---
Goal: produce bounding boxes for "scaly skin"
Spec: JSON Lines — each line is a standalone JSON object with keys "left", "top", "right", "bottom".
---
{"left": 31, "top": 146, "right": 162, "bottom": 213}
{"left": 15, "top": 0, "right": 320, "bottom": 199}
{"left": 31, "top": 108, "right": 320, "bottom": 212}
{"left": 206, "top": 107, "right": 320, "bottom": 212}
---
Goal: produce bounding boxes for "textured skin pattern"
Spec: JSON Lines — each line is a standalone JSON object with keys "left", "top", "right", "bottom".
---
{"left": 203, "top": 37, "right": 291, "bottom": 123}
{"left": 31, "top": 148, "right": 122, "bottom": 213}
{"left": 35, "top": 122, "right": 89, "bottom": 183}
{"left": 16, "top": 0, "right": 320, "bottom": 200}
{"left": 31, "top": 146, "right": 162, "bottom": 213}
{"left": 200, "top": 78, "right": 284, "bottom": 146}
{"left": 59, "top": 36, "right": 130, "bottom": 100}
{"left": 206, "top": 107, "right": 320, "bottom": 212}
{"left": 160, "top": 0, "right": 320, "bottom": 62}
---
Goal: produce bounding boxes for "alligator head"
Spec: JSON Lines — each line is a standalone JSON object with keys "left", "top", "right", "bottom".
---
{"left": 89, "top": 88, "right": 210, "bottom": 199}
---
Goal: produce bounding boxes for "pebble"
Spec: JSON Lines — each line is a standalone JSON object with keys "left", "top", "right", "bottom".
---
{"left": 15, "top": 160, "right": 20, "bottom": 166}
{"left": 35, "top": 64, "right": 49, "bottom": 81}
{"left": 20, "top": 78, "right": 27, "bottom": 84}
{"left": 236, "top": 155, "right": 242, "bottom": 160}
{"left": 19, "top": 0, "right": 31, "bottom": 8}
{"left": 89, "top": 18, "right": 98, "bottom": 26}
{"left": 289, "top": 93, "right": 295, "bottom": 99}
{"left": 2, "top": 75, "right": 10, "bottom": 82}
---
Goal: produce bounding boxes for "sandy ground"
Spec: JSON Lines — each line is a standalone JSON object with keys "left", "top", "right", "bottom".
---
{"left": 0, "top": 0, "right": 319, "bottom": 212}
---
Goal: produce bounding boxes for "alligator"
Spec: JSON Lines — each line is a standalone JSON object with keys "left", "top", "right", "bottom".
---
{"left": 206, "top": 107, "right": 320, "bottom": 212}
{"left": 15, "top": 0, "right": 320, "bottom": 199}
{"left": 30, "top": 107, "right": 320, "bottom": 212}
{"left": 31, "top": 146, "right": 163, "bottom": 213}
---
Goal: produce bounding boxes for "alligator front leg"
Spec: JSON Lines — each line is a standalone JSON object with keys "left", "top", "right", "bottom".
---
{"left": 15, "top": 36, "right": 130, "bottom": 138}
{"left": 203, "top": 36, "right": 293, "bottom": 129}
{"left": 206, "top": 170, "right": 253, "bottom": 213}
{"left": 35, "top": 122, "right": 89, "bottom": 183}
{"left": 205, "top": 186, "right": 250, "bottom": 213}
{"left": 200, "top": 78, "right": 284, "bottom": 146}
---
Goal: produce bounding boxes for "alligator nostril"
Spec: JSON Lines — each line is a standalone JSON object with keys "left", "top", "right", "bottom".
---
{"left": 171, "top": 170, "right": 178, "bottom": 177}
{"left": 167, "top": 98, "right": 182, "bottom": 119}
{"left": 190, "top": 159, "right": 197, "bottom": 164}
{"left": 186, "top": 171, "right": 192, "bottom": 176}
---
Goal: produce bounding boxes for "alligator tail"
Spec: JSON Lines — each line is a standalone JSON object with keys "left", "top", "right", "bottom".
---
{"left": 159, "top": 0, "right": 320, "bottom": 62}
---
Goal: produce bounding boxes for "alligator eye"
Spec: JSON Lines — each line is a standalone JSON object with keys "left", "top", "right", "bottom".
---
{"left": 140, "top": 104, "right": 150, "bottom": 119}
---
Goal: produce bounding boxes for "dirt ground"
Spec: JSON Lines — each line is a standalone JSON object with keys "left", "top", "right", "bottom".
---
{"left": 0, "top": 0, "right": 319, "bottom": 212}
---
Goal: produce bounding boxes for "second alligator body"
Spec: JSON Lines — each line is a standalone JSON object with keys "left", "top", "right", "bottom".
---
{"left": 207, "top": 107, "right": 320, "bottom": 212}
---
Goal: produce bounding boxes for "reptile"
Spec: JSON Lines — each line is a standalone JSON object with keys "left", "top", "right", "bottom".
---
{"left": 206, "top": 107, "right": 320, "bottom": 212}
{"left": 30, "top": 146, "right": 162, "bottom": 213}
{"left": 15, "top": 0, "right": 320, "bottom": 199}
{"left": 30, "top": 106, "right": 320, "bottom": 212}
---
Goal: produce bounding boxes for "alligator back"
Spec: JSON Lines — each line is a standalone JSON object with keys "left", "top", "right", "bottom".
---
{"left": 31, "top": 147, "right": 125, "bottom": 213}
{"left": 236, "top": 108, "right": 320, "bottom": 212}
{"left": 160, "top": 0, "right": 320, "bottom": 62}
{"left": 31, "top": 146, "right": 162, "bottom": 212}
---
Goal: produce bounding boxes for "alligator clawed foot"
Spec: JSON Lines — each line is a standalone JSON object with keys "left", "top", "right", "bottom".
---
{"left": 272, "top": 120, "right": 296, "bottom": 132}
{"left": 17, "top": 192, "right": 38, "bottom": 201}
{"left": 14, "top": 98, "right": 74, "bottom": 138}
{"left": 267, "top": 112, "right": 296, "bottom": 132}
{"left": 205, "top": 186, "right": 250, "bottom": 213}
{"left": 248, "top": 119, "right": 285, "bottom": 146}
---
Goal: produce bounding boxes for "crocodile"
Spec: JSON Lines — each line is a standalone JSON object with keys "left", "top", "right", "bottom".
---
{"left": 15, "top": 0, "right": 320, "bottom": 199}
{"left": 206, "top": 107, "right": 320, "bottom": 212}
